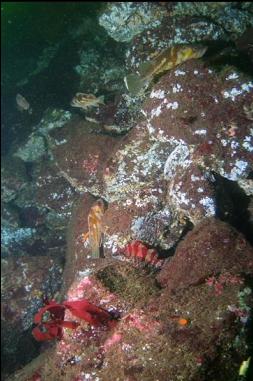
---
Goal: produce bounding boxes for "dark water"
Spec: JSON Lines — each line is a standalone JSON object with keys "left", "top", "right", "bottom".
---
{"left": 1, "top": 2, "right": 105, "bottom": 155}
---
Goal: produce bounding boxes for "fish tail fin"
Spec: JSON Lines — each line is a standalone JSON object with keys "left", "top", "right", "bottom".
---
{"left": 124, "top": 73, "right": 149, "bottom": 95}
{"left": 91, "top": 247, "right": 101, "bottom": 258}
{"left": 89, "top": 232, "right": 103, "bottom": 258}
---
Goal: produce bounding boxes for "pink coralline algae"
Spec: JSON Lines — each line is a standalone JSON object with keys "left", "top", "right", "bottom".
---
{"left": 82, "top": 154, "right": 99, "bottom": 175}
{"left": 103, "top": 332, "right": 123, "bottom": 352}
{"left": 32, "top": 298, "right": 114, "bottom": 341}
{"left": 205, "top": 272, "right": 243, "bottom": 296}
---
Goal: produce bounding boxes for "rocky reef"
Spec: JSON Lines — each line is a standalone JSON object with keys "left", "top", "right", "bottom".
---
{"left": 2, "top": 2, "right": 253, "bottom": 381}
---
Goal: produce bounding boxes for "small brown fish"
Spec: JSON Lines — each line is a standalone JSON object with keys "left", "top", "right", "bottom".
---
{"left": 87, "top": 199, "right": 106, "bottom": 258}
{"left": 124, "top": 44, "right": 207, "bottom": 95}
{"left": 71, "top": 93, "right": 105, "bottom": 110}
{"left": 16, "top": 93, "right": 32, "bottom": 114}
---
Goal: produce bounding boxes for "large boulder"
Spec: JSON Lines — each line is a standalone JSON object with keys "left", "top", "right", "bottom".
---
{"left": 157, "top": 218, "right": 253, "bottom": 290}
{"left": 8, "top": 221, "right": 252, "bottom": 381}
{"left": 140, "top": 60, "right": 252, "bottom": 224}
{"left": 48, "top": 117, "right": 121, "bottom": 195}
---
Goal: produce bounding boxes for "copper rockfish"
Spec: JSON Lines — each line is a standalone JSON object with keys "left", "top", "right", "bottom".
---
{"left": 124, "top": 44, "right": 207, "bottom": 95}
{"left": 71, "top": 93, "right": 105, "bottom": 110}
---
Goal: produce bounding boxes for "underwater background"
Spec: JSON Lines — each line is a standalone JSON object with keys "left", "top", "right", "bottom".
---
{"left": 1, "top": 2, "right": 253, "bottom": 381}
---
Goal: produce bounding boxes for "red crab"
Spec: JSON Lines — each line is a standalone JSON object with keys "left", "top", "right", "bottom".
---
{"left": 32, "top": 298, "right": 114, "bottom": 341}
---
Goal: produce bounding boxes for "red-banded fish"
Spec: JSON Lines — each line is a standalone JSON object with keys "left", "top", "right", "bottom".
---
{"left": 123, "top": 240, "right": 163, "bottom": 268}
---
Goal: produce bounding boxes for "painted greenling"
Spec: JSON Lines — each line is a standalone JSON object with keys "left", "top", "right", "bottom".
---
{"left": 124, "top": 44, "right": 207, "bottom": 95}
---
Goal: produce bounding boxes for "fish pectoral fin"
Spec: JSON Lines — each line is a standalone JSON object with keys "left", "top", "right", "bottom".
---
{"left": 81, "top": 232, "right": 89, "bottom": 242}
{"left": 138, "top": 60, "right": 153, "bottom": 77}
{"left": 124, "top": 73, "right": 149, "bottom": 95}
{"left": 17, "top": 105, "right": 23, "bottom": 112}
{"left": 99, "top": 95, "right": 105, "bottom": 104}
{"left": 91, "top": 246, "right": 101, "bottom": 259}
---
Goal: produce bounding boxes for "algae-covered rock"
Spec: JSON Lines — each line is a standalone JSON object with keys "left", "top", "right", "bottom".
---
{"left": 96, "top": 262, "right": 159, "bottom": 306}
{"left": 13, "top": 109, "right": 72, "bottom": 162}
{"left": 34, "top": 162, "right": 77, "bottom": 230}
{"left": 102, "top": 122, "right": 172, "bottom": 203}
{"left": 37, "top": 108, "right": 72, "bottom": 135}
{"left": 99, "top": 2, "right": 168, "bottom": 42}
{"left": 1, "top": 157, "right": 27, "bottom": 203}
{"left": 14, "top": 133, "right": 46, "bottom": 162}
{"left": 141, "top": 60, "right": 253, "bottom": 223}
{"left": 74, "top": 46, "right": 126, "bottom": 94}
{"left": 49, "top": 117, "right": 121, "bottom": 194}
{"left": 1, "top": 225, "right": 36, "bottom": 257}
{"left": 157, "top": 218, "right": 253, "bottom": 290}
{"left": 172, "top": 2, "right": 253, "bottom": 38}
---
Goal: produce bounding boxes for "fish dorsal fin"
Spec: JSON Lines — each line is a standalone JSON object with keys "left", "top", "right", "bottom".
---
{"left": 138, "top": 60, "right": 154, "bottom": 77}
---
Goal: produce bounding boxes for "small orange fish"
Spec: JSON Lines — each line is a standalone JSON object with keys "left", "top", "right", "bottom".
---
{"left": 87, "top": 199, "right": 106, "bottom": 258}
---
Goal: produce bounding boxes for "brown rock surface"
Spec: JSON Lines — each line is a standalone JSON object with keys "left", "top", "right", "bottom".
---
{"left": 49, "top": 117, "right": 122, "bottom": 195}
{"left": 157, "top": 218, "right": 253, "bottom": 290}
